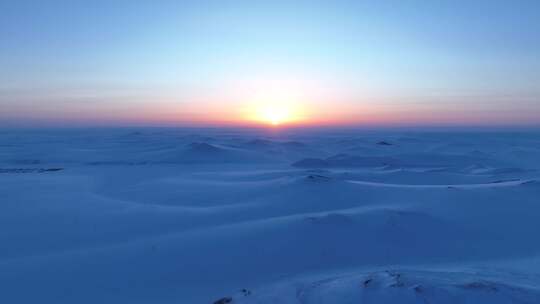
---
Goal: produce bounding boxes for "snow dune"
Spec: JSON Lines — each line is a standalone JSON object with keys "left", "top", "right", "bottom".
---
{"left": 347, "top": 178, "right": 531, "bottom": 189}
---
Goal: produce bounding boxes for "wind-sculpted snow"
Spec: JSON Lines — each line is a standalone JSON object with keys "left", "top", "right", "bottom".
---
{"left": 292, "top": 152, "right": 501, "bottom": 170}
{"left": 0, "top": 128, "right": 539, "bottom": 303}
{"left": 233, "top": 269, "right": 540, "bottom": 304}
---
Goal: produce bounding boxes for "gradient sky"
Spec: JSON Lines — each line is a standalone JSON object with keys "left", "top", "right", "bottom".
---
{"left": 1, "top": 0, "right": 539, "bottom": 127}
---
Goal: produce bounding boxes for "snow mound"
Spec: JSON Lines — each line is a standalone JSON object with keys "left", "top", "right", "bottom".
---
{"left": 0, "top": 168, "right": 63, "bottom": 173}
{"left": 292, "top": 158, "right": 330, "bottom": 168}
{"left": 280, "top": 141, "right": 307, "bottom": 149}
{"left": 245, "top": 139, "right": 274, "bottom": 148}
{"left": 144, "top": 142, "right": 274, "bottom": 164}
{"left": 303, "top": 174, "right": 333, "bottom": 182}
{"left": 292, "top": 154, "right": 395, "bottom": 168}
{"left": 231, "top": 270, "right": 540, "bottom": 304}
{"left": 292, "top": 152, "right": 493, "bottom": 169}
{"left": 187, "top": 142, "right": 224, "bottom": 153}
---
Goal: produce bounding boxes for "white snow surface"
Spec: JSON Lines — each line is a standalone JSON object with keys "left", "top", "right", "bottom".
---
{"left": 1, "top": 128, "right": 540, "bottom": 303}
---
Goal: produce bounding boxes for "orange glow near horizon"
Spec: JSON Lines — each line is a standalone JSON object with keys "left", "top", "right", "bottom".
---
{"left": 10, "top": 81, "right": 539, "bottom": 127}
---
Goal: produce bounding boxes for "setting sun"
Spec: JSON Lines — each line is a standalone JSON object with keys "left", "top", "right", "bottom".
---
{"left": 238, "top": 84, "right": 308, "bottom": 126}
{"left": 255, "top": 105, "right": 291, "bottom": 125}
{"left": 244, "top": 101, "right": 306, "bottom": 126}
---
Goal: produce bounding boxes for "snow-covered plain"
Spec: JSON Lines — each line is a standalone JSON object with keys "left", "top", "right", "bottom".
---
{"left": 1, "top": 128, "right": 540, "bottom": 303}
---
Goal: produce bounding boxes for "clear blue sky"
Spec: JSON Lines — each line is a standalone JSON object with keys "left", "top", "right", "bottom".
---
{"left": 1, "top": 0, "right": 539, "bottom": 126}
